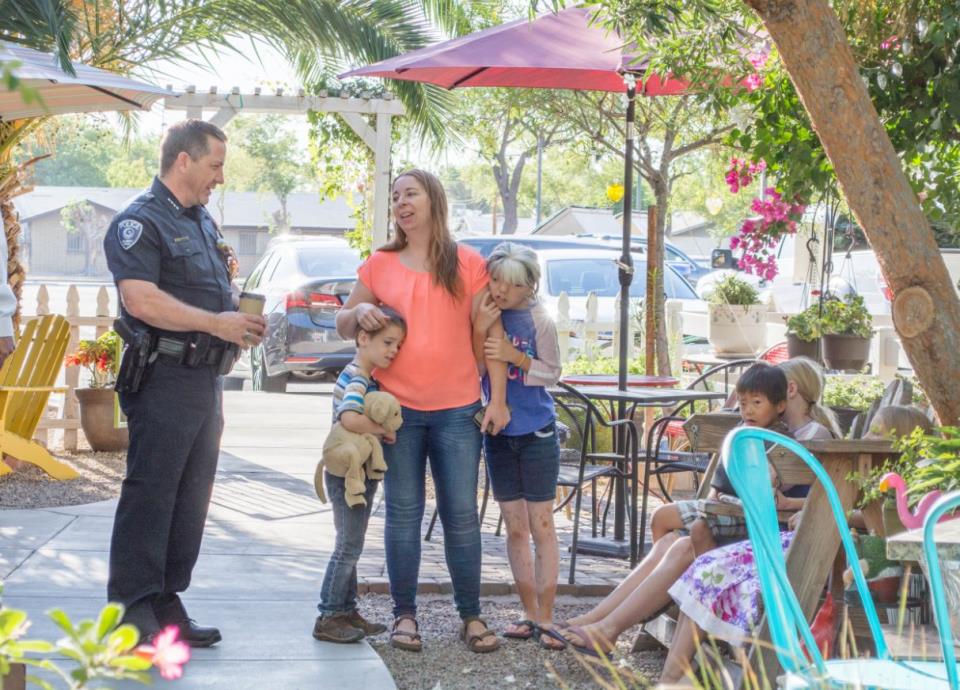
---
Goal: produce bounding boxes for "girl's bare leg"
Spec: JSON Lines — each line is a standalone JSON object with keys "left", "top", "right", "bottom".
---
{"left": 526, "top": 499, "right": 563, "bottom": 648}
{"left": 564, "top": 531, "right": 680, "bottom": 626}
{"left": 661, "top": 613, "right": 701, "bottom": 684}
{"left": 500, "top": 500, "right": 538, "bottom": 636}
{"left": 568, "top": 537, "right": 696, "bottom": 648}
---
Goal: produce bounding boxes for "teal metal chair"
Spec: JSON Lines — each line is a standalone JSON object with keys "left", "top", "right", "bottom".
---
{"left": 923, "top": 490, "right": 960, "bottom": 690}
{"left": 722, "top": 427, "right": 955, "bottom": 689}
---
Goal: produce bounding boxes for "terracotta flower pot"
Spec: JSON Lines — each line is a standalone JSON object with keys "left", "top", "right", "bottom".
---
{"left": 822, "top": 333, "right": 871, "bottom": 372}
{"left": 786, "top": 333, "right": 821, "bottom": 361}
{"left": 75, "top": 387, "right": 129, "bottom": 452}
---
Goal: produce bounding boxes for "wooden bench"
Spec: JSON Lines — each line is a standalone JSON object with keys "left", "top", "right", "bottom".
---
{"left": 0, "top": 314, "right": 76, "bottom": 479}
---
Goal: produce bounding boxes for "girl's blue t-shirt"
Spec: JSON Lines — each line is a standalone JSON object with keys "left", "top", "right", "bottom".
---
{"left": 482, "top": 306, "right": 557, "bottom": 436}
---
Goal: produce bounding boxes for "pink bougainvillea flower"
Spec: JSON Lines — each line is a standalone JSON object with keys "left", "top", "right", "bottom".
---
{"left": 880, "top": 35, "right": 899, "bottom": 50}
{"left": 747, "top": 50, "right": 769, "bottom": 70}
{"left": 744, "top": 73, "right": 763, "bottom": 92}
{"left": 136, "top": 625, "right": 191, "bottom": 680}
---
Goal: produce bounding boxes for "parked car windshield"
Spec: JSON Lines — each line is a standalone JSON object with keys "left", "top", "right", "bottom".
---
{"left": 296, "top": 247, "right": 362, "bottom": 277}
{"left": 544, "top": 258, "right": 697, "bottom": 299}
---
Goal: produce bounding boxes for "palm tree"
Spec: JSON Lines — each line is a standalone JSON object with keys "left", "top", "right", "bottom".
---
{"left": 1, "top": 0, "right": 470, "bottom": 327}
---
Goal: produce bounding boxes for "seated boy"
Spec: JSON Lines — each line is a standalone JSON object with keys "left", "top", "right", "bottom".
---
{"left": 650, "top": 362, "right": 792, "bottom": 551}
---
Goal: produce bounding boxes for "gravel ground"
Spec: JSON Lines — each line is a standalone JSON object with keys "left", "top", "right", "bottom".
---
{"left": 0, "top": 450, "right": 125, "bottom": 509}
{"left": 356, "top": 594, "right": 667, "bottom": 690}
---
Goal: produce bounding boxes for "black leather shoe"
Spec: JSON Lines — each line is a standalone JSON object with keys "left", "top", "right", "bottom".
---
{"left": 174, "top": 618, "right": 222, "bottom": 648}
{"left": 120, "top": 597, "right": 161, "bottom": 642}
{"left": 154, "top": 593, "right": 222, "bottom": 648}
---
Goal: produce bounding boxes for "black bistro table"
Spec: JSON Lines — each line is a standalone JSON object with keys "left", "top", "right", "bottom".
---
{"left": 563, "top": 384, "right": 729, "bottom": 565}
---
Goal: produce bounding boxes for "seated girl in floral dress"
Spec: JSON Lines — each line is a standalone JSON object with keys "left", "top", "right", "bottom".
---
{"left": 659, "top": 400, "right": 933, "bottom": 683}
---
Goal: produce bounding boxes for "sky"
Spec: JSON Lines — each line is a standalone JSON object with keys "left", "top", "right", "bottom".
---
{"left": 135, "top": 39, "right": 308, "bottom": 140}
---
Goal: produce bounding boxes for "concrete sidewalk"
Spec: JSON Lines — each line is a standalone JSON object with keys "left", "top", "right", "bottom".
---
{"left": 1, "top": 386, "right": 635, "bottom": 688}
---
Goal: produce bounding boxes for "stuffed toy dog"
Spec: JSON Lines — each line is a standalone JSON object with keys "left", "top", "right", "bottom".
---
{"left": 316, "top": 391, "right": 403, "bottom": 507}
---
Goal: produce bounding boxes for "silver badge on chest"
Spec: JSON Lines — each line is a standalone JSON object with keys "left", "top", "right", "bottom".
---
{"left": 117, "top": 219, "right": 144, "bottom": 250}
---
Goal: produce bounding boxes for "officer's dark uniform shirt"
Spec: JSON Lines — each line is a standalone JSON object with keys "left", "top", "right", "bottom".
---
{"left": 104, "top": 177, "right": 234, "bottom": 334}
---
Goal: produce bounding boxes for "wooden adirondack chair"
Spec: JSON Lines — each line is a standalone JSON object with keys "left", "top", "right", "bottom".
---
{"left": 0, "top": 314, "right": 77, "bottom": 479}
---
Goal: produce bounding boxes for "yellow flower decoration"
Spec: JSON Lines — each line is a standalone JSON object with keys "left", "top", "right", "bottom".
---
{"left": 606, "top": 183, "right": 625, "bottom": 203}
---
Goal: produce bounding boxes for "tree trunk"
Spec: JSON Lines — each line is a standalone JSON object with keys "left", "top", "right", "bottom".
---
{"left": 492, "top": 155, "right": 525, "bottom": 235}
{"left": 745, "top": 0, "right": 960, "bottom": 426}
{"left": 0, "top": 177, "right": 26, "bottom": 334}
{"left": 652, "top": 182, "right": 672, "bottom": 377}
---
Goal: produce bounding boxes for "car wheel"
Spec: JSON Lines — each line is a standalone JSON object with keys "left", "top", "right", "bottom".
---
{"left": 251, "top": 344, "right": 288, "bottom": 393}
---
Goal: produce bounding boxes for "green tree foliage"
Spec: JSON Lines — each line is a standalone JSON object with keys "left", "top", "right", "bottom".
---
{"left": 226, "top": 115, "right": 313, "bottom": 232}
{"left": 583, "top": 0, "right": 960, "bottom": 226}
{"left": 22, "top": 116, "right": 158, "bottom": 188}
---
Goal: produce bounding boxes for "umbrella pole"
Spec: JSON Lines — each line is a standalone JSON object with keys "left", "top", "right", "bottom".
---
{"left": 611, "top": 82, "right": 636, "bottom": 549}
{"left": 618, "top": 83, "right": 636, "bottom": 393}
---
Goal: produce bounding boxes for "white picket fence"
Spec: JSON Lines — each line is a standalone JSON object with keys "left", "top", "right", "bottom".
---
{"left": 28, "top": 284, "right": 116, "bottom": 451}
{"left": 556, "top": 293, "right": 907, "bottom": 381}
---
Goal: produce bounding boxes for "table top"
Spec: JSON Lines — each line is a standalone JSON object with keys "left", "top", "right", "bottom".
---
{"left": 561, "top": 374, "right": 680, "bottom": 388}
{"left": 683, "top": 352, "right": 759, "bottom": 366}
{"left": 563, "top": 384, "right": 729, "bottom": 405}
{"left": 886, "top": 518, "right": 960, "bottom": 562}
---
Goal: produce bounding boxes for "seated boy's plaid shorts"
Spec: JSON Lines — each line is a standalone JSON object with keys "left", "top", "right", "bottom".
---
{"left": 675, "top": 499, "right": 749, "bottom": 541}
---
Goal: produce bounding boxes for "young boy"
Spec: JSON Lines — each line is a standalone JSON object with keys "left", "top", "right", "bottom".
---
{"left": 312, "top": 306, "right": 406, "bottom": 644}
{"left": 650, "top": 362, "right": 791, "bottom": 552}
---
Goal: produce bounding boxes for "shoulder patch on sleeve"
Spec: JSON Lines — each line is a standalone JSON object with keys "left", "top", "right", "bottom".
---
{"left": 117, "top": 219, "right": 144, "bottom": 250}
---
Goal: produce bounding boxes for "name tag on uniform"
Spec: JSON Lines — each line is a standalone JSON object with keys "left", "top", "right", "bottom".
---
{"left": 117, "top": 219, "right": 143, "bottom": 250}
{"left": 173, "top": 236, "right": 190, "bottom": 242}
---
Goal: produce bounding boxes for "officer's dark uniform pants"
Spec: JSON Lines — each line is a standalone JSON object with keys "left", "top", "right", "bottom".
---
{"left": 108, "top": 358, "right": 223, "bottom": 607}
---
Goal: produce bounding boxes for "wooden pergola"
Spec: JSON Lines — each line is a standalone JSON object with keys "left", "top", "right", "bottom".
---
{"left": 164, "top": 86, "right": 405, "bottom": 247}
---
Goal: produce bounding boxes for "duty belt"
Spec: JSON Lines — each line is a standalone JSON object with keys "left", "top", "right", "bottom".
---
{"left": 155, "top": 333, "right": 230, "bottom": 368}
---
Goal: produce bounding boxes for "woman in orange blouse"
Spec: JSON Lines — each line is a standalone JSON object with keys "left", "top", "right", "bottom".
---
{"left": 336, "top": 169, "right": 508, "bottom": 654}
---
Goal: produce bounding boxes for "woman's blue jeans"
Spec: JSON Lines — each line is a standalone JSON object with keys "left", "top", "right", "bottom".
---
{"left": 383, "top": 401, "right": 483, "bottom": 620}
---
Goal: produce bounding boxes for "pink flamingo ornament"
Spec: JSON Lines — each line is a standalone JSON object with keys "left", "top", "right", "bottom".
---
{"left": 878, "top": 472, "right": 947, "bottom": 529}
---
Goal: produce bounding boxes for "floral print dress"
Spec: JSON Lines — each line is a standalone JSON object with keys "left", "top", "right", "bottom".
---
{"left": 668, "top": 530, "right": 795, "bottom": 646}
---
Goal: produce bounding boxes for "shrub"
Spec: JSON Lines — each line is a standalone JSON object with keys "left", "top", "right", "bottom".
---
{"left": 784, "top": 304, "right": 821, "bottom": 342}
{"left": 706, "top": 273, "right": 760, "bottom": 306}
{"left": 820, "top": 294, "right": 873, "bottom": 338}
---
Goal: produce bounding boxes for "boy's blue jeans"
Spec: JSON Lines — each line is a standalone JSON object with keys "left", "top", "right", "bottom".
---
{"left": 383, "top": 401, "right": 483, "bottom": 620}
{"left": 317, "top": 472, "right": 378, "bottom": 617}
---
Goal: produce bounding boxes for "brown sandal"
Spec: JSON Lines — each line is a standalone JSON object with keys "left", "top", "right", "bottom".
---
{"left": 389, "top": 614, "right": 422, "bottom": 652}
{"left": 460, "top": 616, "right": 500, "bottom": 654}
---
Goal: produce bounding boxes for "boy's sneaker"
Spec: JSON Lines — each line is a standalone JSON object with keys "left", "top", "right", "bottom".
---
{"left": 312, "top": 614, "right": 364, "bottom": 643}
{"left": 347, "top": 610, "right": 387, "bottom": 636}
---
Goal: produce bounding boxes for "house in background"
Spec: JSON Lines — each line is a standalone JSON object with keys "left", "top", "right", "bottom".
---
{"left": 14, "top": 186, "right": 355, "bottom": 277}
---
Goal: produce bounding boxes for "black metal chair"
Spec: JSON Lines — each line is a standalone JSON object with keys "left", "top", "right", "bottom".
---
{"left": 554, "top": 381, "right": 639, "bottom": 584}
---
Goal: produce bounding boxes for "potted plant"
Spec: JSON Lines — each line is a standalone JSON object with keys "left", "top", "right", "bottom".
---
{"left": 705, "top": 273, "right": 767, "bottom": 355}
{"left": 823, "top": 375, "right": 886, "bottom": 435}
{"left": 820, "top": 294, "right": 874, "bottom": 371}
{"left": 784, "top": 303, "right": 822, "bottom": 360}
{"left": 64, "top": 330, "right": 128, "bottom": 452}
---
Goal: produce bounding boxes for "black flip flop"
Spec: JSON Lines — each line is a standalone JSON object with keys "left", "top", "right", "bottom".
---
{"left": 536, "top": 626, "right": 568, "bottom": 651}
{"left": 502, "top": 619, "right": 538, "bottom": 640}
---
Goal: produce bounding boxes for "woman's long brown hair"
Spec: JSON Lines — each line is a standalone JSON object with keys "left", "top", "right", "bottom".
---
{"left": 381, "top": 169, "right": 462, "bottom": 300}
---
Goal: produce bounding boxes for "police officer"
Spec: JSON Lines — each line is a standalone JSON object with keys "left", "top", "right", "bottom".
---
{"left": 103, "top": 119, "right": 266, "bottom": 646}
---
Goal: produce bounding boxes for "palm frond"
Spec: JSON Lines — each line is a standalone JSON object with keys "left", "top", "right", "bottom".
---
{"left": 0, "top": 0, "right": 77, "bottom": 74}
{"left": 415, "top": 0, "right": 476, "bottom": 37}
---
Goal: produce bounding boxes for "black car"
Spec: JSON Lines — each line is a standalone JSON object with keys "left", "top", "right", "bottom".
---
{"left": 227, "top": 236, "right": 361, "bottom": 393}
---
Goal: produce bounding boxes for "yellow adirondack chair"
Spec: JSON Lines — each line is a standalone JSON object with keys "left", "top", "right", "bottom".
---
{"left": 0, "top": 314, "right": 77, "bottom": 479}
